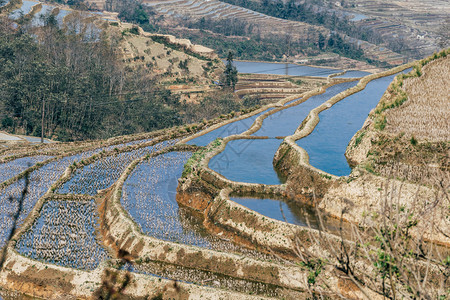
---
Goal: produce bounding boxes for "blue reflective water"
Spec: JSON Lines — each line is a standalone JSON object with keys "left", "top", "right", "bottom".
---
{"left": 186, "top": 109, "right": 273, "bottom": 146}
{"left": 31, "top": 4, "right": 55, "bottom": 27}
{"left": 0, "top": 153, "right": 94, "bottom": 248}
{"left": 20, "top": 136, "right": 53, "bottom": 143}
{"left": 349, "top": 13, "right": 367, "bottom": 21}
{"left": 336, "top": 70, "right": 371, "bottom": 78}
{"left": 16, "top": 199, "right": 109, "bottom": 270}
{"left": 232, "top": 61, "right": 343, "bottom": 77}
{"left": 121, "top": 152, "right": 214, "bottom": 247}
{"left": 9, "top": 0, "right": 38, "bottom": 19}
{"left": 0, "top": 0, "right": 10, "bottom": 8}
{"left": 297, "top": 71, "right": 410, "bottom": 176}
{"left": 55, "top": 9, "right": 71, "bottom": 25}
{"left": 231, "top": 197, "right": 319, "bottom": 227}
{"left": 209, "top": 139, "right": 284, "bottom": 185}
{"left": 253, "top": 81, "right": 358, "bottom": 137}
{"left": 58, "top": 140, "right": 174, "bottom": 196}
{"left": 0, "top": 155, "right": 53, "bottom": 184}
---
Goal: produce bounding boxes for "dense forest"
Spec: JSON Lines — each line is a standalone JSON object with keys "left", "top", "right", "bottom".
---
{"left": 0, "top": 16, "right": 247, "bottom": 141}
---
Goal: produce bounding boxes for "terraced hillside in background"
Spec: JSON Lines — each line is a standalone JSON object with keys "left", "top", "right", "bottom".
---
{"left": 1, "top": 2, "right": 449, "bottom": 295}
{"left": 139, "top": 0, "right": 406, "bottom": 66}
{"left": 0, "top": 0, "right": 224, "bottom": 99}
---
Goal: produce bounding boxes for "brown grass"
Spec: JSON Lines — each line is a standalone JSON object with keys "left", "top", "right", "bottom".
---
{"left": 385, "top": 55, "right": 450, "bottom": 141}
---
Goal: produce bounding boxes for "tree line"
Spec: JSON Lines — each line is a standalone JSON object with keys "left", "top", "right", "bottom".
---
{"left": 0, "top": 16, "right": 250, "bottom": 141}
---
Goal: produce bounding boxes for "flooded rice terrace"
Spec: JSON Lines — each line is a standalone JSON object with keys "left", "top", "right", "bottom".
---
{"left": 207, "top": 80, "right": 358, "bottom": 185}
{"left": 232, "top": 61, "right": 343, "bottom": 77}
{"left": 186, "top": 109, "right": 274, "bottom": 146}
{"left": 121, "top": 151, "right": 211, "bottom": 246}
{"left": 0, "top": 63, "right": 405, "bottom": 296}
{"left": 58, "top": 140, "right": 171, "bottom": 195}
{"left": 209, "top": 138, "right": 285, "bottom": 185}
{"left": 0, "top": 155, "right": 53, "bottom": 184}
{"left": 16, "top": 199, "right": 109, "bottom": 270}
{"left": 297, "top": 69, "right": 411, "bottom": 176}
{"left": 252, "top": 81, "right": 358, "bottom": 137}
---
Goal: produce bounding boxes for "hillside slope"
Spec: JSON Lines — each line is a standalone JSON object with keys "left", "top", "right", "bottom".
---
{"left": 321, "top": 49, "right": 449, "bottom": 245}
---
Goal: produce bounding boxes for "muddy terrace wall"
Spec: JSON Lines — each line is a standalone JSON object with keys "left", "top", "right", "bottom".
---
{"left": 175, "top": 77, "right": 362, "bottom": 256}
{"left": 99, "top": 144, "right": 315, "bottom": 294}
{"left": 172, "top": 60, "right": 448, "bottom": 297}
{"left": 272, "top": 61, "right": 416, "bottom": 202}
{"left": 0, "top": 134, "right": 281, "bottom": 299}
{"left": 101, "top": 143, "right": 387, "bottom": 298}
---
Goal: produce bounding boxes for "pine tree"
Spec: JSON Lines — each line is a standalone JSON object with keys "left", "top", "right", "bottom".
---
{"left": 224, "top": 51, "right": 238, "bottom": 90}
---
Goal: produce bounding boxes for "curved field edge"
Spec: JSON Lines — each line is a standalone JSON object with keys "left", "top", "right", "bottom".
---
{"left": 100, "top": 144, "right": 314, "bottom": 293}
{"left": 276, "top": 61, "right": 417, "bottom": 180}
{"left": 175, "top": 135, "right": 442, "bottom": 298}
{"left": 179, "top": 78, "right": 357, "bottom": 191}
{"left": 0, "top": 144, "right": 277, "bottom": 299}
{"left": 345, "top": 49, "right": 450, "bottom": 186}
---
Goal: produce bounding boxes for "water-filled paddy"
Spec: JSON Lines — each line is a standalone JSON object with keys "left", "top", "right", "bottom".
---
{"left": 336, "top": 70, "right": 371, "bottom": 78}
{"left": 0, "top": 155, "right": 52, "bottom": 184}
{"left": 253, "top": 81, "right": 358, "bottom": 137}
{"left": 297, "top": 71, "right": 410, "bottom": 176}
{"left": 9, "top": 0, "right": 38, "bottom": 19}
{"left": 186, "top": 109, "right": 272, "bottom": 146}
{"left": 231, "top": 197, "right": 320, "bottom": 228}
{"left": 31, "top": 4, "right": 55, "bottom": 27}
{"left": 0, "top": 153, "right": 93, "bottom": 247}
{"left": 209, "top": 139, "right": 284, "bottom": 185}
{"left": 121, "top": 151, "right": 215, "bottom": 247}
{"left": 55, "top": 8, "right": 71, "bottom": 25}
{"left": 232, "top": 61, "right": 343, "bottom": 77}
{"left": 16, "top": 199, "right": 109, "bottom": 270}
{"left": 58, "top": 140, "right": 173, "bottom": 196}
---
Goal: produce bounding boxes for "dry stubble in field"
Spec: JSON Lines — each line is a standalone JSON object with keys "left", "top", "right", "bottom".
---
{"left": 385, "top": 56, "right": 449, "bottom": 141}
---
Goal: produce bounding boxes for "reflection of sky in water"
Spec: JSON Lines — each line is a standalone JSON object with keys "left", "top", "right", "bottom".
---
{"left": 231, "top": 61, "right": 343, "bottom": 77}
{"left": 121, "top": 152, "right": 215, "bottom": 248}
{"left": 336, "top": 70, "right": 371, "bottom": 78}
{"left": 187, "top": 108, "right": 273, "bottom": 146}
{"left": 10, "top": 0, "right": 38, "bottom": 19}
{"left": 0, "top": 152, "right": 99, "bottom": 248}
{"left": 253, "top": 81, "right": 358, "bottom": 137}
{"left": 16, "top": 199, "right": 109, "bottom": 270}
{"left": 231, "top": 197, "right": 320, "bottom": 228}
{"left": 209, "top": 139, "right": 284, "bottom": 185}
{"left": 0, "top": 155, "right": 53, "bottom": 184}
{"left": 297, "top": 69, "right": 412, "bottom": 176}
{"left": 0, "top": 0, "right": 10, "bottom": 8}
{"left": 58, "top": 140, "right": 174, "bottom": 195}
{"left": 55, "top": 9, "right": 71, "bottom": 25}
{"left": 31, "top": 4, "right": 55, "bottom": 27}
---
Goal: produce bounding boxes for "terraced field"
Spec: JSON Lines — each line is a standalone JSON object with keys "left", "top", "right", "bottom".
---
{"left": 0, "top": 52, "right": 448, "bottom": 299}
{"left": 16, "top": 199, "right": 109, "bottom": 270}
{"left": 142, "top": 0, "right": 407, "bottom": 65}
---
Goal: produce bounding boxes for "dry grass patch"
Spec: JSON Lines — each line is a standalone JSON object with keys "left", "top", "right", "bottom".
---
{"left": 384, "top": 55, "right": 450, "bottom": 141}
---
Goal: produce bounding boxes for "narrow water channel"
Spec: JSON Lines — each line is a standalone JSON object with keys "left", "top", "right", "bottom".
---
{"left": 296, "top": 70, "right": 410, "bottom": 176}
{"left": 186, "top": 109, "right": 273, "bottom": 146}
{"left": 207, "top": 81, "right": 358, "bottom": 184}
{"left": 253, "top": 81, "right": 358, "bottom": 137}
{"left": 209, "top": 138, "right": 284, "bottom": 185}
{"left": 232, "top": 61, "right": 343, "bottom": 77}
